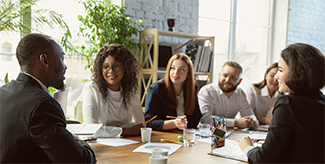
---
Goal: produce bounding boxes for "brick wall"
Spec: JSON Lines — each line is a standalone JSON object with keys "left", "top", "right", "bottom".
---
{"left": 125, "top": 0, "right": 199, "bottom": 45}
{"left": 288, "top": 0, "right": 325, "bottom": 52}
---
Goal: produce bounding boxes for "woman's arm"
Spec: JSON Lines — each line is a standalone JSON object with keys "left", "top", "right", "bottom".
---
{"left": 244, "top": 96, "right": 295, "bottom": 163}
{"left": 82, "top": 82, "right": 124, "bottom": 138}
{"left": 144, "top": 83, "right": 166, "bottom": 130}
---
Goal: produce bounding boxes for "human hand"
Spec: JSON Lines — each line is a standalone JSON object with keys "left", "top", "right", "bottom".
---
{"left": 239, "top": 136, "right": 253, "bottom": 152}
{"left": 235, "top": 116, "right": 253, "bottom": 128}
{"left": 73, "top": 134, "right": 81, "bottom": 141}
{"left": 122, "top": 124, "right": 142, "bottom": 137}
{"left": 175, "top": 116, "right": 187, "bottom": 130}
{"left": 248, "top": 118, "right": 258, "bottom": 129}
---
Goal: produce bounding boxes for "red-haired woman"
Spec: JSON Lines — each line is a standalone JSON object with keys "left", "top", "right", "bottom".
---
{"left": 144, "top": 53, "right": 202, "bottom": 131}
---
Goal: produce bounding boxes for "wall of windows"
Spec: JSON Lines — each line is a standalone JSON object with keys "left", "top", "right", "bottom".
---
{"left": 198, "top": 0, "right": 288, "bottom": 90}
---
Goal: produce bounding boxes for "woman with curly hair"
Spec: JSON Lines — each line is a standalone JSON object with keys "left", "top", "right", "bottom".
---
{"left": 82, "top": 44, "right": 144, "bottom": 137}
{"left": 144, "top": 53, "right": 202, "bottom": 131}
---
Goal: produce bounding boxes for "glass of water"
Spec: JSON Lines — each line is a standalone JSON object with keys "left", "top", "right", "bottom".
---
{"left": 183, "top": 128, "right": 195, "bottom": 146}
{"left": 198, "top": 123, "right": 210, "bottom": 139}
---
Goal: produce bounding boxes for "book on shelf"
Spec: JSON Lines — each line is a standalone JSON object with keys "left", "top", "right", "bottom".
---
{"left": 185, "top": 40, "right": 206, "bottom": 71}
{"left": 208, "top": 51, "right": 214, "bottom": 72}
{"left": 199, "top": 46, "right": 211, "bottom": 72}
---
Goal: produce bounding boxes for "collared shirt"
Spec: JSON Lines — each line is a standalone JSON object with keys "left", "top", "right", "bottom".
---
{"left": 244, "top": 85, "right": 280, "bottom": 117}
{"left": 22, "top": 72, "right": 51, "bottom": 95}
{"left": 198, "top": 82, "right": 258, "bottom": 127}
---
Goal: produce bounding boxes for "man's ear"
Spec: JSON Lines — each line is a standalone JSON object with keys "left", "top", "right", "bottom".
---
{"left": 40, "top": 54, "right": 49, "bottom": 67}
{"left": 238, "top": 78, "right": 243, "bottom": 85}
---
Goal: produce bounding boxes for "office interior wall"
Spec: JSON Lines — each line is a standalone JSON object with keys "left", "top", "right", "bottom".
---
{"left": 287, "top": 0, "right": 325, "bottom": 53}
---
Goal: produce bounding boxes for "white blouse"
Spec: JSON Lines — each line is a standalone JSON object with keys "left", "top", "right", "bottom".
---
{"left": 82, "top": 81, "right": 144, "bottom": 138}
{"left": 244, "top": 85, "right": 280, "bottom": 117}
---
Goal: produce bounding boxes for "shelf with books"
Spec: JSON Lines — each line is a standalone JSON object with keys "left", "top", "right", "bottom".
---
{"left": 137, "top": 28, "right": 215, "bottom": 107}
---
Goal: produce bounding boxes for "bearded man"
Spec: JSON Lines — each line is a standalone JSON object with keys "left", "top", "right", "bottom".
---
{"left": 198, "top": 61, "right": 259, "bottom": 128}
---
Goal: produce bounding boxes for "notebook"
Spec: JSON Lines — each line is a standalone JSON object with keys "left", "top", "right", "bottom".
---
{"left": 66, "top": 124, "right": 102, "bottom": 135}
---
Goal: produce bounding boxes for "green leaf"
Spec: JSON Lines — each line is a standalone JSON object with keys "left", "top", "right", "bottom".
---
{"left": 75, "top": 0, "right": 144, "bottom": 71}
{"left": 4, "top": 73, "right": 9, "bottom": 84}
{"left": 48, "top": 87, "right": 56, "bottom": 95}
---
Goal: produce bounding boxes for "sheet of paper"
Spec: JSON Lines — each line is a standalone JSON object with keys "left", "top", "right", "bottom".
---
{"left": 209, "top": 139, "right": 262, "bottom": 162}
{"left": 209, "top": 139, "right": 248, "bottom": 162}
{"left": 92, "top": 138, "right": 139, "bottom": 147}
{"left": 248, "top": 133, "right": 267, "bottom": 140}
{"left": 133, "top": 142, "right": 182, "bottom": 155}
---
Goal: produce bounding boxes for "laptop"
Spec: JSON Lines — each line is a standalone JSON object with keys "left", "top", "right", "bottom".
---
{"left": 66, "top": 124, "right": 102, "bottom": 135}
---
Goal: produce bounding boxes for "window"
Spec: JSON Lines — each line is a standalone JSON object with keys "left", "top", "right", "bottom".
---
{"left": 1, "top": 42, "right": 12, "bottom": 61}
{"left": 199, "top": 0, "right": 275, "bottom": 89}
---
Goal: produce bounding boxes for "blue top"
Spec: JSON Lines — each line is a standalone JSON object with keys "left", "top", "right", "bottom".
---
{"left": 144, "top": 80, "right": 202, "bottom": 130}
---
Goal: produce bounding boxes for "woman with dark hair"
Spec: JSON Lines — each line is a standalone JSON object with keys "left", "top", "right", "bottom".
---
{"left": 239, "top": 43, "right": 325, "bottom": 163}
{"left": 144, "top": 53, "right": 202, "bottom": 131}
{"left": 244, "top": 62, "right": 280, "bottom": 125}
{"left": 82, "top": 44, "right": 144, "bottom": 137}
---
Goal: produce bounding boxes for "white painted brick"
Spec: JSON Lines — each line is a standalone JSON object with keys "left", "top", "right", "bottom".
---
{"left": 135, "top": 11, "right": 144, "bottom": 19}
{"left": 126, "top": 1, "right": 141, "bottom": 10}
{"left": 155, "top": 14, "right": 165, "bottom": 22}
{"left": 178, "top": 17, "right": 186, "bottom": 24}
{"left": 125, "top": 0, "right": 199, "bottom": 45}
{"left": 125, "top": 8, "right": 135, "bottom": 16}
{"left": 141, "top": 3, "right": 152, "bottom": 11}
{"left": 144, "top": 11, "right": 155, "bottom": 19}
{"left": 179, "top": 12, "right": 190, "bottom": 18}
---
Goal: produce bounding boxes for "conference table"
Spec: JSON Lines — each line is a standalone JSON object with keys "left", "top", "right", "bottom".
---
{"left": 88, "top": 128, "right": 267, "bottom": 164}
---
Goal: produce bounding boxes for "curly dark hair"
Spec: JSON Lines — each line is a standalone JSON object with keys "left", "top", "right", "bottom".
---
{"left": 92, "top": 44, "right": 138, "bottom": 107}
{"left": 281, "top": 43, "right": 325, "bottom": 95}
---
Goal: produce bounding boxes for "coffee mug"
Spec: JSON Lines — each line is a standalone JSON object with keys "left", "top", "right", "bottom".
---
{"left": 152, "top": 148, "right": 168, "bottom": 156}
{"left": 148, "top": 155, "right": 168, "bottom": 164}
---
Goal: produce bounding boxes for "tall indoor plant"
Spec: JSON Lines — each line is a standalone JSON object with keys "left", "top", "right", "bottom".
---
{"left": 76, "top": 0, "right": 144, "bottom": 71}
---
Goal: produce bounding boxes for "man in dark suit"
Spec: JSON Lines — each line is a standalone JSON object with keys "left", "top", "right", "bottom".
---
{"left": 0, "top": 33, "right": 97, "bottom": 163}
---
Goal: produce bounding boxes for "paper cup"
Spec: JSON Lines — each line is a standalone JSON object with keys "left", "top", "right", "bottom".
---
{"left": 141, "top": 127, "right": 152, "bottom": 143}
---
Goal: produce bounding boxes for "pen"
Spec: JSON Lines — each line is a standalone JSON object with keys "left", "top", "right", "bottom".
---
{"left": 161, "top": 139, "right": 183, "bottom": 144}
{"left": 142, "top": 115, "right": 157, "bottom": 126}
{"left": 166, "top": 115, "right": 178, "bottom": 119}
{"left": 166, "top": 115, "right": 186, "bottom": 119}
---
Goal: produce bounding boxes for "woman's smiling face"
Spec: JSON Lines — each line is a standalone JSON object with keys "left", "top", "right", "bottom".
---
{"left": 275, "top": 57, "right": 290, "bottom": 93}
{"left": 101, "top": 55, "right": 123, "bottom": 91}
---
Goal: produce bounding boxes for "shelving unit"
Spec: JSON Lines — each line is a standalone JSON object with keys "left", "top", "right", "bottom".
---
{"left": 137, "top": 28, "right": 215, "bottom": 107}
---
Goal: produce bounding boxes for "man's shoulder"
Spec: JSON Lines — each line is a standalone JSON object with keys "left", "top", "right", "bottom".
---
{"left": 234, "top": 86, "right": 246, "bottom": 94}
{"left": 200, "top": 83, "right": 216, "bottom": 91}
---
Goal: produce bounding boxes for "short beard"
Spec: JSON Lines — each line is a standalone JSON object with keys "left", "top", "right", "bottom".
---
{"left": 53, "top": 82, "right": 66, "bottom": 92}
{"left": 218, "top": 81, "right": 239, "bottom": 93}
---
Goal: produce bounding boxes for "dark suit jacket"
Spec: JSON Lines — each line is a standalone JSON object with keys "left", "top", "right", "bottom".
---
{"left": 144, "top": 80, "right": 202, "bottom": 130}
{"left": 0, "top": 73, "right": 97, "bottom": 163}
{"left": 247, "top": 91, "right": 325, "bottom": 163}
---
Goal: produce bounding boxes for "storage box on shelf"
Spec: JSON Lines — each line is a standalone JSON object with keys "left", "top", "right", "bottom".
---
{"left": 137, "top": 28, "right": 215, "bottom": 108}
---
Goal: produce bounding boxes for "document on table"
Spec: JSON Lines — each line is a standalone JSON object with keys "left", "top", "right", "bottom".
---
{"left": 208, "top": 139, "right": 262, "bottom": 162}
{"left": 133, "top": 142, "right": 182, "bottom": 155}
{"left": 91, "top": 138, "right": 139, "bottom": 147}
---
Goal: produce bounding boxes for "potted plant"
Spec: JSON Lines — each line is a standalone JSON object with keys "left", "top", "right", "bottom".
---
{"left": 74, "top": 0, "right": 144, "bottom": 71}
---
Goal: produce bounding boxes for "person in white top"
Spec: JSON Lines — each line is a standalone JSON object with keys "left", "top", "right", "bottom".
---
{"left": 198, "top": 61, "right": 259, "bottom": 128}
{"left": 244, "top": 62, "right": 281, "bottom": 125}
{"left": 82, "top": 44, "right": 144, "bottom": 138}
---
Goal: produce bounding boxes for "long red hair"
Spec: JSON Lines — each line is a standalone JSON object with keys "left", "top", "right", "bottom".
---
{"left": 164, "top": 53, "right": 195, "bottom": 115}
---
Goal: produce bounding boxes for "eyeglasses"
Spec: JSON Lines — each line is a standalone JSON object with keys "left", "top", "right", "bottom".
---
{"left": 102, "top": 64, "right": 122, "bottom": 73}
